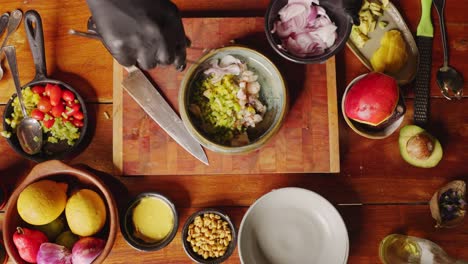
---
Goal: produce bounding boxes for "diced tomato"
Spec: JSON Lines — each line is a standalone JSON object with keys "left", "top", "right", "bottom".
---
{"left": 72, "top": 119, "right": 84, "bottom": 128}
{"left": 43, "top": 116, "right": 55, "bottom": 129}
{"left": 44, "top": 83, "right": 55, "bottom": 96}
{"left": 31, "top": 109, "right": 45, "bottom": 121}
{"left": 51, "top": 104, "right": 64, "bottom": 118}
{"left": 73, "top": 111, "right": 84, "bottom": 120}
{"left": 37, "top": 98, "right": 52, "bottom": 113}
{"left": 65, "top": 104, "right": 80, "bottom": 116}
{"left": 31, "top": 86, "right": 45, "bottom": 95}
{"left": 49, "top": 85, "right": 62, "bottom": 106}
{"left": 62, "top": 90, "right": 75, "bottom": 102}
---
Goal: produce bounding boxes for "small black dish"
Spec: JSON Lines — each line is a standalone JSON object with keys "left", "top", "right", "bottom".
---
{"left": 265, "top": 0, "right": 354, "bottom": 64}
{"left": 2, "top": 10, "right": 88, "bottom": 162}
{"left": 120, "top": 192, "right": 178, "bottom": 252}
{"left": 182, "top": 209, "right": 237, "bottom": 264}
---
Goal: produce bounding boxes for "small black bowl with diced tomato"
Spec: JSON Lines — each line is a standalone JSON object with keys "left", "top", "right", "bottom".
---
{"left": 2, "top": 82, "right": 88, "bottom": 162}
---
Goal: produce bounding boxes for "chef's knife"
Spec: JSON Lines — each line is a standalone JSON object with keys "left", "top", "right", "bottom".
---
{"left": 414, "top": 0, "right": 434, "bottom": 127}
{"left": 69, "top": 20, "right": 209, "bottom": 165}
{"left": 122, "top": 66, "right": 209, "bottom": 165}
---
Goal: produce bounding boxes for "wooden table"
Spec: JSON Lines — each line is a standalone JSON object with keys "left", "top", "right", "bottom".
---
{"left": 0, "top": 0, "right": 467, "bottom": 263}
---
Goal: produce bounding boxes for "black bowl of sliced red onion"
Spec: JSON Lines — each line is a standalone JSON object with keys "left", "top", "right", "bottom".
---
{"left": 265, "top": 0, "right": 354, "bottom": 64}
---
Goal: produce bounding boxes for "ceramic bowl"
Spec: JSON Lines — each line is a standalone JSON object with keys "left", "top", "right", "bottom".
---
{"left": 341, "top": 73, "right": 406, "bottom": 139}
{"left": 120, "top": 192, "right": 178, "bottom": 251}
{"left": 265, "top": 0, "right": 353, "bottom": 64}
{"left": 179, "top": 46, "right": 288, "bottom": 154}
{"left": 2, "top": 84, "right": 88, "bottom": 162}
{"left": 238, "top": 187, "right": 349, "bottom": 264}
{"left": 2, "top": 160, "right": 118, "bottom": 264}
{"left": 182, "top": 209, "right": 237, "bottom": 263}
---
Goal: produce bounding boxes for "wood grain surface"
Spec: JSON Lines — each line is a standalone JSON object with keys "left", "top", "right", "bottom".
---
{"left": 0, "top": 0, "right": 466, "bottom": 263}
{"left": 114, "top": 17, "right": 340, "bottom": 175}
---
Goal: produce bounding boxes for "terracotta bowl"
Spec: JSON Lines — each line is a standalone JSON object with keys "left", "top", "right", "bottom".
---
{"left": 2, "top": 160, "right": 118, "bottom": 264}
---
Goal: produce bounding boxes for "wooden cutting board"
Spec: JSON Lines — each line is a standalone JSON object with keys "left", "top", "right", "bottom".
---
{"left": 113, "top": 17, "right": 340, "bottom": 175}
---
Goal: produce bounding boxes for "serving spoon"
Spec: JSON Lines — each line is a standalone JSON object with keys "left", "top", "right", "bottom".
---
{"left": 433, "top": 0, "right": 464, "bottom": 100}
{"left": 0, "top": 10, "right": 22, "bottom": 80}
{"left": 4, "top": 46, "right": 43, "bottom": 155}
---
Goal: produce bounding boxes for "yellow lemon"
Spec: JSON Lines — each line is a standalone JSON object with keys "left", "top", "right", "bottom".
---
{"left": 17, "top": 180, "right": 68, "bottom": 225}
{"left": 65, "top": 189, "right": 106, "bottom": 236}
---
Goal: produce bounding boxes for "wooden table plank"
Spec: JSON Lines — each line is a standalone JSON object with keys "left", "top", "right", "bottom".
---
{"left": 0, "top": 1, "right": 113, "bottom": 103}
{"left": 101, "top": 205, "right": 468, "bottom": 263}
{"left": 0, "top": 0, "right": 466, "bottom": 263}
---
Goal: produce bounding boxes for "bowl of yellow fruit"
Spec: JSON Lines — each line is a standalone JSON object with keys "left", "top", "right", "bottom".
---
{"left": 2, "top": 160, "right": 118, "bottom": 264}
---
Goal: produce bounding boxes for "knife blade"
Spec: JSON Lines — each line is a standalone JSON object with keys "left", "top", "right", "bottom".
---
{"left": 122, "top": 66, "right": 209, "bottom": 165}
{"left": 414, "top": 0, "right": 434, "bottom": 127}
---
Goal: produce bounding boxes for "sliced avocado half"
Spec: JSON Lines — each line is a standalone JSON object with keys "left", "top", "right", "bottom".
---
{"left": 399, "top": 125, "right": 443, "bottom": 168}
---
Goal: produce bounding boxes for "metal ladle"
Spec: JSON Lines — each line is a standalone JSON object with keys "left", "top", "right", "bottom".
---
{"left": 0, "top": 10, "right": 22, "bottom": 80}
{"left": 4, "top": 46, "right": 43, "bottom": 155}
{"left": 433, "top": 0, "right": 464, "bottom": 100}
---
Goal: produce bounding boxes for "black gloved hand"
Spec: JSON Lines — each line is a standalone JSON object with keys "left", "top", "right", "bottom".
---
{"left": 343, "top": 0, "right": 363, "bottom": 25}
{"left": 86, "top": 0, "right": 187, "bottom": 71}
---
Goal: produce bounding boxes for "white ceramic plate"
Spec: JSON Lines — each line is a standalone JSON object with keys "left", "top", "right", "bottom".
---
{"left": 238, "top": 188, "right": 348, "bottom": 264}
{"left": 346, "top": 2, "right": 419, "bottom": 85}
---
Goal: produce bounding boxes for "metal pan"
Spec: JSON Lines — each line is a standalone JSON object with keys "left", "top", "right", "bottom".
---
{"left": 2, "top": 10, "right": 88, "bottom": 162}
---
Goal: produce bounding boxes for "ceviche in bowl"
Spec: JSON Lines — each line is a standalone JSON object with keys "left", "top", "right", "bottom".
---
{"left": 179, "top": 46, "right": 288, "bottom": 154}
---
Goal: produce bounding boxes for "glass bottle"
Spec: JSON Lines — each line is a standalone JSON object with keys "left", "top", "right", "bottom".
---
{"left": 379, "top": 234, "right": 468, "bottom": 264}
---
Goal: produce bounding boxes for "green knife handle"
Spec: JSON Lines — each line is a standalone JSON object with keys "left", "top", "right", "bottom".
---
{"left": 417, "top": 0, "right": 434, "bottom": 37}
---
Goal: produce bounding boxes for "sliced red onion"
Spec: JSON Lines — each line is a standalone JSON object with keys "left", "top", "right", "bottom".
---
{"left": 37, "top": 243, "right": 72, "bottom": 264}
{"left": 204, "top": 55, "right": 246, "bottom": 84}
{"left": 71, "top": 237, "right": 105, "bottom": 264}
{"left": 274, "top": 0, "right": 337, "bottom": 57}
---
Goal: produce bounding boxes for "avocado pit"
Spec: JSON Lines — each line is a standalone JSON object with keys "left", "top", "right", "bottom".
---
{"left": 406, "top": 133, "right": 434, "bottom": 160}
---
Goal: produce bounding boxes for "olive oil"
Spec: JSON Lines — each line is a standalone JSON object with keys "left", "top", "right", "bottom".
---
{"left": 379, "top": 234, "right": 468, "bottom": 264}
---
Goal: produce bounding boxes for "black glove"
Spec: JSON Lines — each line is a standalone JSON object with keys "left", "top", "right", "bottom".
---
{"left": 344, "top": 0, "right": 363, "bottom": 25}
{"left": 86, "top": 0, "right": 187, "bottom": 71}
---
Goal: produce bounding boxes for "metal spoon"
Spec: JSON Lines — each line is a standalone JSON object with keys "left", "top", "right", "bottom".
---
{"left": 0, "top": 10, "right": 23, "bottom": 80}
{"left": 0, "top": 13, "right": 9, "bottom": 36}
{"left": 433, "top": 0, "right": 464, "bottom": 100}
{"left": 4, "top": 46, "right": 43, "bottom": 155}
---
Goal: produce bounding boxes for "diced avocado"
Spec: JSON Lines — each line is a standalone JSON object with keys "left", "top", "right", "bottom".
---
{"left": 359, "top": 9, "right": 373, "bottom": 22}
{"left": 351, "top": 26, "right": 370, "bottom": 48}
{"left": 381, "top": 0, "right": 389, "bottom": 7}
{"left": 379, "top": 21, "right": 389, "bottom": 29}
{"left": 369, "top": 20, "right": 377, "bottom": 32}
{"left": 371, "top": 9, "right": 383, "bottom": 17}
{"left": 0, "top": 131, "right": 11, "bottom": 138}
{"left": 369, "top": 2, "right": 382, "bottom": 10}
{"left": 399, "top": 125, "right": 443, "bottom": 168}
{"left": 359, "top": 20, "right": 370, "bottom": 35}
{"left": 362, "top": 0, "right": 370, "bottom": 9}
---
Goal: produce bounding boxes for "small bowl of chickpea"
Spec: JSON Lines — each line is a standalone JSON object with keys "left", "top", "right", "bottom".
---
{"left": 182, "top": 209, "right": 237, "bottom": 263}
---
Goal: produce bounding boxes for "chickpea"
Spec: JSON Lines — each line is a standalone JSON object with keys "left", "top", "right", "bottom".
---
{"left": 186, "top": 213, "right": 232, "bottom": 260}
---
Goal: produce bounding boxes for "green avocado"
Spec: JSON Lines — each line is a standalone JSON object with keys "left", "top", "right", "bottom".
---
{"left": 399, "top": 125, "right": 443, "bottom": 168}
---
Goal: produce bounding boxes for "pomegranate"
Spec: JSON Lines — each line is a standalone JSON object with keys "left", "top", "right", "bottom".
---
{"left": 344, "top": 72, "right": 401, "bottom": 127}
